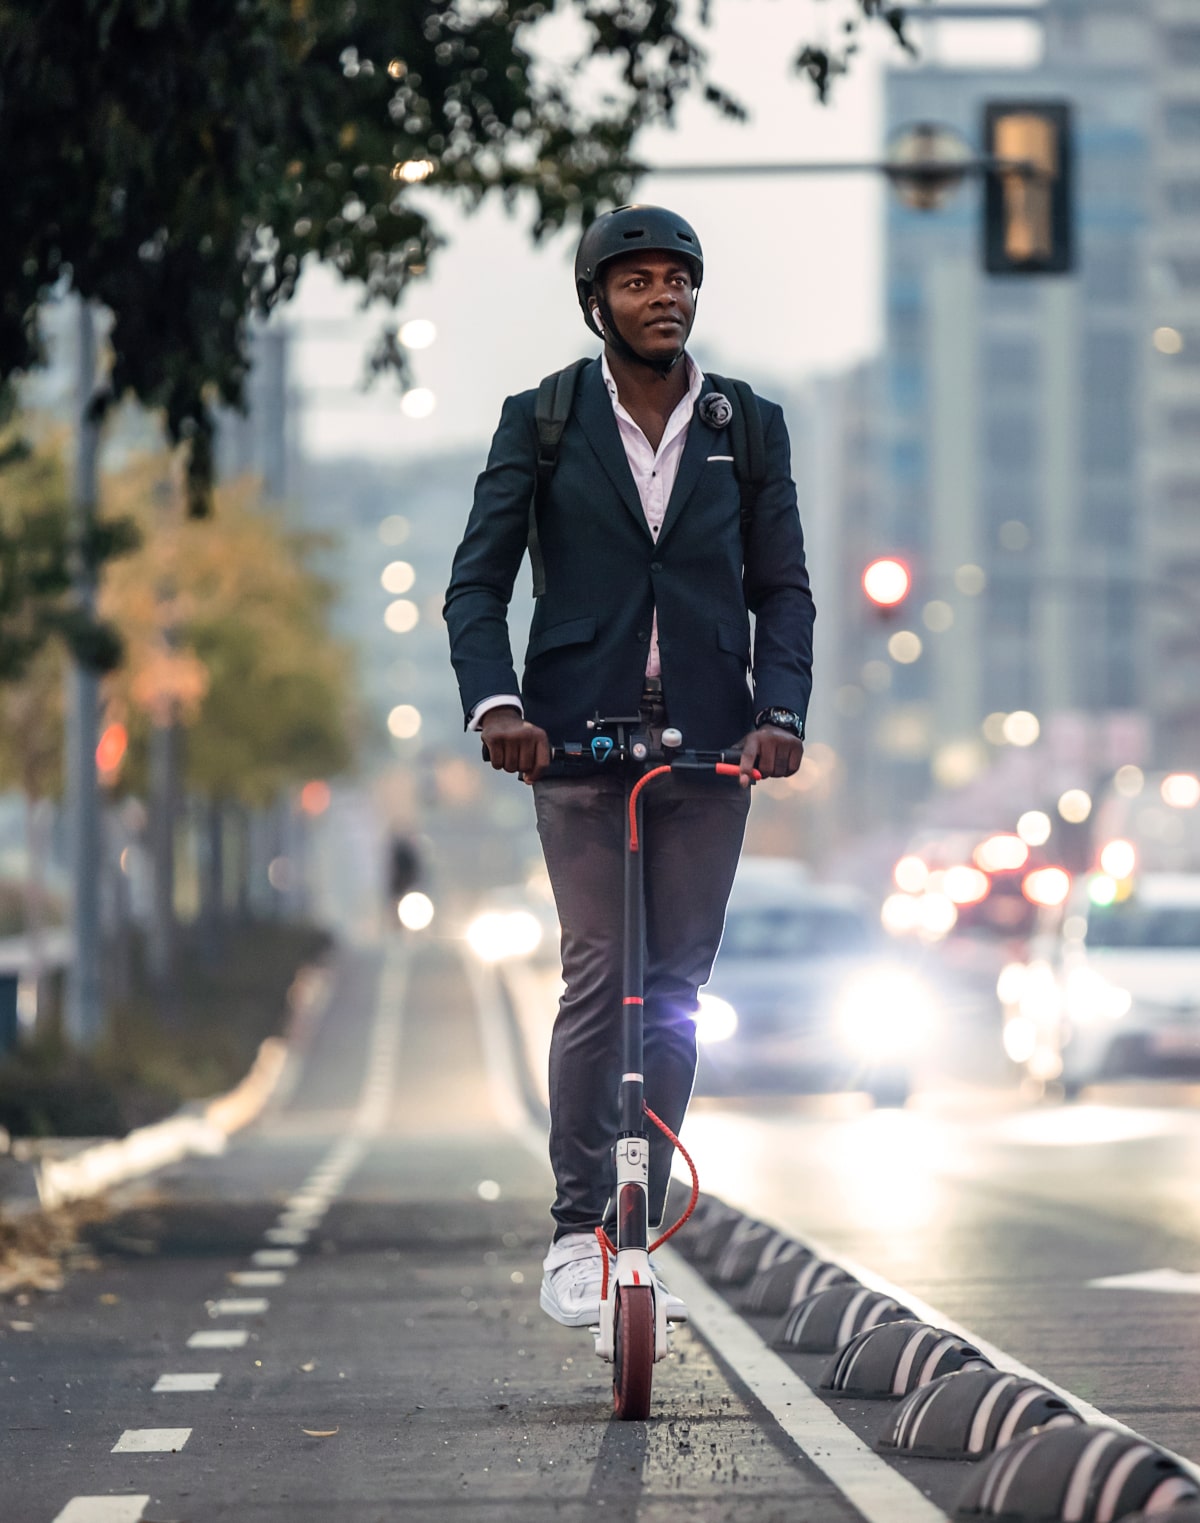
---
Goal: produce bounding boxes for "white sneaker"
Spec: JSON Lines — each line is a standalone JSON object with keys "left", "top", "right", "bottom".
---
{"left": 540, "top": 1232, "right": 608, "bottom": 1328}
{"left": 649, "top": 1260, "right": 689, "bottom": 1323}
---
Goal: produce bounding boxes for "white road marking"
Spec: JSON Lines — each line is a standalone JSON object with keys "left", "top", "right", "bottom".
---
{"left": 252, "top": 1249, "right": 298, "bottom": 1268}
{"left": 208, "top": 1298, "right": 268, "bottom": 1316}
{"left": 264, "top": 1227, "right": 307, "bottom": 1246}
{"left": 1088, "top": 1268, "right": 1200, "bottom": 1294}
{"left": 52, "top": 1500, "right": 150, "bottom": 1523}
{"left": 153, "top": 1373, "right": 222, "bottom": 1393}
{"left": 277, "top": 1210, "right": 323, "bottom": 1230}
{"left": 659, "top": 1251, "right": 949, "bottom": 1523}
{"left": 187, "top": 1329, "right": 248, "bottom": 1349}
{"left": 112, "top": 1428, "right": 192, "bottom": 1453}
{"left": 287, "top": 1192, "right": 329, "bottom": 1211}
{"left": 230, "top": 1270, "right": 283, "bottom": 1287}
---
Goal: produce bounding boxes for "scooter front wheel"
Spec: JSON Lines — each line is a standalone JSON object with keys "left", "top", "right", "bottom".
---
{"left": 612, "top": 1284, "right": 654, "bottom": 1420}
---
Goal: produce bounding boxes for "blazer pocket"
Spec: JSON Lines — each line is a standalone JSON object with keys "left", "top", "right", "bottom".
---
{"left": 526, "top": 614, "right": 597, "bottom": 662}
{"left": 715, "top": 618, "right": 751, "bottom": 664}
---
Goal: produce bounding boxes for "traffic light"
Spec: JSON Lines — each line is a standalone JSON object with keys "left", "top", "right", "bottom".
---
{"left": 862, "top": 557, "right": 911, "bottom": 619}
{"left": 983, "top": 101, "right": 1073, "bottom": 275}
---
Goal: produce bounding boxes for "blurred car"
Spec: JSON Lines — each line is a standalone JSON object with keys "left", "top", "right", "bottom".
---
{"left": 694, "top": 861, "right": 941, "bottom": 1106}
{"left": 1000, "top": 873, "right": 1200, "bottom": 1096}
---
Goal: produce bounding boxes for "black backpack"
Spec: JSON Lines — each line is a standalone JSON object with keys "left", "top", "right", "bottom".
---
{"left": 526, "top": 359, "right": 767, "bottom": 598}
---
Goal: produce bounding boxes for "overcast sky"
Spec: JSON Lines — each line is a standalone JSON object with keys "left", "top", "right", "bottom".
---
{"left": 288, "top": 3, "right": 1040, "bottom": 460}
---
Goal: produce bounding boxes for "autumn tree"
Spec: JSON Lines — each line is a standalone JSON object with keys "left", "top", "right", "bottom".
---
{"left": 100, "top": 459, "right": 355, "bottom": 924}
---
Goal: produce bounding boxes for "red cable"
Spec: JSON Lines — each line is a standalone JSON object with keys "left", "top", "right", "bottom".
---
{"left": 627, "top": 766, "right": 671, "bottom": 851}
{"left": 596, "top": 1103, "right": 701, "bottom": 1304}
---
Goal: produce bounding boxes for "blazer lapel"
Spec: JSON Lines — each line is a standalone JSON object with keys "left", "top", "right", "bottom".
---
{"left": 573, "top": 358, "right": 648, "bottom": 533}
{"left": 654, "top": 382, "right": 717, "bottom": 548}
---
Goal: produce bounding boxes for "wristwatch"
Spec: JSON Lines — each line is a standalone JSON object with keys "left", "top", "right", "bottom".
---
{"left": 755, "top": 706, "right": 805, "bottom": 740}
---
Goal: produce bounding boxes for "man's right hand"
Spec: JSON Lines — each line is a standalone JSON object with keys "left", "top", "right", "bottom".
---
{"left": 480, "top": 707, "right": 551, "bottom": 784}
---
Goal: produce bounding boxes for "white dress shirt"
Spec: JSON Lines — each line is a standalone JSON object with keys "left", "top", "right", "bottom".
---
{"left": 470, "top": 353, "right": 704, "bottom": 729}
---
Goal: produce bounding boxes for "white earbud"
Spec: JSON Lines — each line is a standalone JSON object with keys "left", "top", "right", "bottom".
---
{"left": 592, "top": 308, "right": 605, "bottom": 335}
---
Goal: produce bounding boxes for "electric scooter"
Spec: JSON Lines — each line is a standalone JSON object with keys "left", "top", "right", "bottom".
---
{"left": 552, "top": 713, "right": 760, "bottom": 1420}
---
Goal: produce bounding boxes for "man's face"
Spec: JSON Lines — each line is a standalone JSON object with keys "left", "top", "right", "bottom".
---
{"left": 594, "top": 250, "right": 697, "bottom": 364}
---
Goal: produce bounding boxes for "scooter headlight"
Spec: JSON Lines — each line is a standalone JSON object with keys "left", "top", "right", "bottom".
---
{"left": 693, "top": 993, "right": 738, "bottom": 1044}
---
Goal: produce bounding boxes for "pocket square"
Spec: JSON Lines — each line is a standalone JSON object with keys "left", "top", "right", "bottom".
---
{"left": 706, "top": 455, "right": 734, "bottom": 462}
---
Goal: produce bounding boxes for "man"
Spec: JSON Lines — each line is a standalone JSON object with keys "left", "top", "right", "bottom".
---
{"left": 444, "top": 205, "right": 814, "bottom": 1329}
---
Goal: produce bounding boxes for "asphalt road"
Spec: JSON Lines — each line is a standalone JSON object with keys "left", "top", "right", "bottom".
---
{"left": 5, "top": 934, "right": 1200, "bottom": 1522}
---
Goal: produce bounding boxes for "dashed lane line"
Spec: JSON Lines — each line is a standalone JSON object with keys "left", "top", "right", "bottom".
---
{"left": 52, "top": 1500, "right": 150, "bottom": 1523}
{"left": 111, "top": 1428, "right": 192, "bottom": 1454}
{"left": 53, "top": 947, "right": 414, "bottom": 1523}
{"left": 263, "top": 1226, "right": 308, "bottom": 1246}
{"left": 186, "top": 1329, "right": 249, "bottom": 1350}
{"left": 153, "top": 1373, "right": 222, "bottom": 1393}
{"left": 251, "top": 1248, "right": 298, "bottom": 1268}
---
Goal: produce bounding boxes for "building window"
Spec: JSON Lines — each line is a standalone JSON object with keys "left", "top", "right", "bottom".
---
{"left": 1161, "top": 255, "right": 1200, "bottom": 291}
{"left": 1164, "top": 101, "right": 1200, "bottom": 142}
{"left": 1163, "top": 476, "right": 1200, "bottom": 512}
{"left": 1165, "top": 405, "right": 1200, "bottom": 440}
{"left": 1162, "top": 26, "right": 1200, "bottom": 66}
{"left": 1083, "top": 243, "right": 1138, "bottom": 303}
{"left": 980, "top": 336, "right": 1038, "bottom": 388}
{"left": 1080, "top": 491, "right": 1135, "bottom": 551}
{"left": 984, "top": 412, "right": 1039, "bottom": 472}
{"left": 1164, "top": 180, "right": 1200, "bottom": 217}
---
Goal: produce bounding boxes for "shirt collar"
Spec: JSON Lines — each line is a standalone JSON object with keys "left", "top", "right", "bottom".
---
{"left": 601, "top": 351, "right": 704, "bottom": 415}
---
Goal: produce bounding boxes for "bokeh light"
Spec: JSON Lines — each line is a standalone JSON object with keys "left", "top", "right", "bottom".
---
{"left": 1113, "top": 765, "right": 1144, "bottom": 798}
{"left": 1002, "top": 710, "right": 1040, "bottom": 747}
{"left": 401, "top": 387, "right": 437, "bottom": 419}
{"left": 1022, "top": 866, "right": 1071, "bottom": 907}
{"left": 862, "top": 557, "right": 910, "bottom": 606}
{"left": 1162, "top": 773, "right": 1200, "bottom": 810}
{"left": 975, "top": 834, "right": 1029, "bottom": 872}
{"left": 387, "top": 704, "right": 422, "bottom": 739}
{"left": 384, "top": 599, "right": 420, "bottom": 633}
{"left": 887, "top": 630, "right": 923, "bottom": 664}
{"left": 1057, "top": 789, "right": 1092, "bottom": 824}
{"left": 379, "top": 514, "right": 410, "bottom": 545}
{"left": 1098, "top": 839, "right": 1136, "bottom": 879}
{"left": 1017, "top": 811, "right": 1052, "bottom": 846}
{"left": 381, "top": 560, "right": 415, "bottom": 594}
{"left": 398, "top": 891, "right": 435, "bottom": 930}
{"left": 399, "top": 319, "right": 437, "bottom": 350}
{"left": 894, "top": 855, "right": 929, "bottom": 894}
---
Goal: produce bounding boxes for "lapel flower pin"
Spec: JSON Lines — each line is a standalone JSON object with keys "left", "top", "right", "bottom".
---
{"left": 698, "top": 391, "right": 733, "bottom": 429}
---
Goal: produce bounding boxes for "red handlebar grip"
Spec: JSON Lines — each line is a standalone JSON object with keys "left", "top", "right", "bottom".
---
{"left": 715, "top": 762, "right": 761, "bottom": 782}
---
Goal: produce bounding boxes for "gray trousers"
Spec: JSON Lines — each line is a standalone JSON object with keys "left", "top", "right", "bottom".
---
{"left": 533, "top": 761, "right": 749, "bottom": 1240}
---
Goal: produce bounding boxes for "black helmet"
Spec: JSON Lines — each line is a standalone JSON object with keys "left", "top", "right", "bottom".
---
{"left": 575, "top": 205, "right": 703, "bottom": 337}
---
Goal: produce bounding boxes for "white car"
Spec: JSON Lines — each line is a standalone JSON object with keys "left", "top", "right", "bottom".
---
{"left": 694, "top": 863, "right": 940, "bottom": 1107}
{"left": 1004, "top": 874, "right": 1200, "bottom": 1095}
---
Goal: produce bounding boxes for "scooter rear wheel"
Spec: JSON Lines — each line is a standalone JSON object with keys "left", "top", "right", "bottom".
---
{"left": 612, "top": 1284, "right": 654, "bottom": 1420}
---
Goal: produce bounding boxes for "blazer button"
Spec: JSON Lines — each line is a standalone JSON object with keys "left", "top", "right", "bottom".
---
{"left": 636, "top": 629, "right": 649, "bottom": 643}
{"left": 650, "top": 561, "right": 662, "bottom": 572}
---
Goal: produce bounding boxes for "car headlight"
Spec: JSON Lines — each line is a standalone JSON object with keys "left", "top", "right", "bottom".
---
{"left": 834, "top": 969, "right": 936, "bottom": 1058}
{"left": 693, "top": 992, "right": 738, "bottom": 1044}
{"left": 1064, "top": 966, "right": 1132, "bottom": 1025}
{"left": 466, "top": 909, "right": 543, "bottom": 963}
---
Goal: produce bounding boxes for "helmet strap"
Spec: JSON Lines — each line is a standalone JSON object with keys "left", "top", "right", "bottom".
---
{"left": 593, "top": 290, "right": 691, "bottom": 378}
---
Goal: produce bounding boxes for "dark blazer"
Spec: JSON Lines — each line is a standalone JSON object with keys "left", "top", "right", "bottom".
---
{"left": 444, "top": 357, "right": 815, "bottom": 753}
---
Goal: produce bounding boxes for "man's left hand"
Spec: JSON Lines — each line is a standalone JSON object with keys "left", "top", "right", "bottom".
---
{"left": 737, "top": 726, "right": 804, "bottom": 789}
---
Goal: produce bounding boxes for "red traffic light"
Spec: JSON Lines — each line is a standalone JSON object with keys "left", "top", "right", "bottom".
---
{"left": 863, "top": 557, "right": 911, "bottom": 608}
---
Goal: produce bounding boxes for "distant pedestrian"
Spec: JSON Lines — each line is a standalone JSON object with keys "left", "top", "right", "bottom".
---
{"left": 444, "top": 205, "right": 814, "bottom": 1328}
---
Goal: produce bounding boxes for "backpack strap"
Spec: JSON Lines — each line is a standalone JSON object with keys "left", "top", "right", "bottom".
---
{"left": 529, "top": 358, "right": 589, "bottom": 598}
{"left": 705, "top": 373, "right": 767, "bottom": 554}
